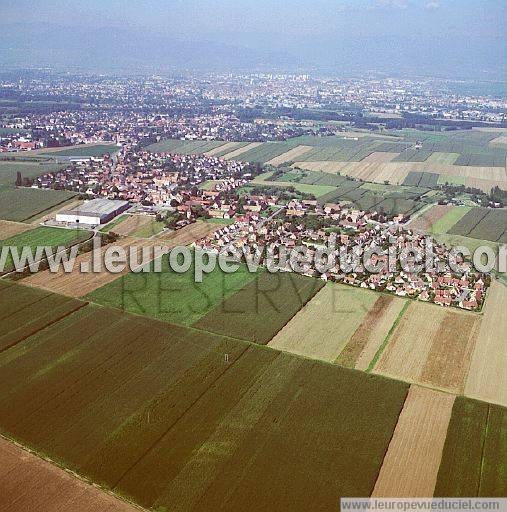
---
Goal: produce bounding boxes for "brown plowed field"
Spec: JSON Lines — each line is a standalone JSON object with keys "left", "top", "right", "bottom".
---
{"left": 0, "top": 220, "right": 32, "bottom": 240}
{"left": 408, "top": 205, "right": 453, "bottom": 232}
{"left": 373, "top": 302, "right": 480, "bottom": 394}
{"left": 465, "top": 280, "right": 507, "bottom": 407}
{"left": 337, "top": 295, "right": 407, "bottom": 370}
{"left": 372, "top": 386, "right": 455, "bottom": 497}
{"left": 0, "top": 437, "right": 139, "bottom": 512}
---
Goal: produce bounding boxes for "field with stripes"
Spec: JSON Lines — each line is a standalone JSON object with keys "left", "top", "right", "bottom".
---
{"left": 0, "top": 272, "right": 505, "bottom": 509}
{"left": 146, "top": 127, "right": 507, "bottom": 192}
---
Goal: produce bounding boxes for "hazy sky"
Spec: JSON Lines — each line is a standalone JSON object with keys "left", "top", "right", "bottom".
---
{"left": 1, "top": 0, "right": 505, "bottom": 39}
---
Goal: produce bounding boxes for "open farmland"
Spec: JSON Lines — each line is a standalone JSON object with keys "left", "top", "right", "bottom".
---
{"left": 145, "top": 139, "right": 226, "bottom": 155}
{"left": 408, "top": 205, "right": 470, "bottom": 234}
{"left": 0, "top": 282, "right": 410, "bottom": 511}
{"left": 336, "top": 295, "right": 408, "bottom": 370}
{"left": 372, "top": 301, "right": 481, "bottom": 394}
{"left": 86, "top": 256, "right": 260, "bottom": 326}
{"left": 40, "top": 144, "right": 119, "bottom": 158}
{"left": 465, "top": 280, "right": 507, "bottom": 407}
{"left": 0, "top": 438, "right": 138, "bottom": 512}
{"left": 0, "top": 226, "right": 91, "bottom": 273}
{"left": 434, "top": 397, "right": 507, "bottom": 497}
{"left": 222, "top": 142, "right": 263, "bottom": 160}
{"left": 23, "top": 222, "right": 220, "bottom": 297}
{"left": 0, "top": 160, "right": 66, "bottom": 185}
{"left": 0, "top": 281, "right": 85, "bottom": 352}
{"left": 0, "top": 186, "right": 75, "bottom": 222}
{"left": 265, "top": 145, "right": 313, "bottom": 166}
{"left": 268, "top": 283, "right": 377, "bottom": 362}
{"left": 0, "top": 220, "right": 31, "bottom": 240}
{"left": 372, "top": 386, "right": 455, "bottom": 497}
{"left": 194, "top": 272, "right": 324, "bottom": 344}
{"left": 448, "top": 207, "right": 507, "bottom": 243}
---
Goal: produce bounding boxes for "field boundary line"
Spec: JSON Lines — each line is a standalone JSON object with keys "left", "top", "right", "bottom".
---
{"left": 477, "top": 404, "right": 491, "bottom": 496}
{"left": 0, "top": 433, "right": 148, "bottom": 511}
{"left": 366, "top": 300, "right": 409, "bottom": 373}
{"left": 0, "top": 300, "right": 88, "bottom": 355}
{"left": 111, "top": 344, "right": 251, "bottom": 490}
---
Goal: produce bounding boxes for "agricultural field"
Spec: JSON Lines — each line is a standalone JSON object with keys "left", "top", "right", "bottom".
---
{"left": 0, "top": 160, "right": 65, "bottom": 185}
{"left": 448, "top": 207, "right": 507, "bottom": 243}
{"left": 465, "top": 280, "right": 507, "bottom": 407}
{"left": 372, "top": 301, "right": 482, "bottom": 394}
{"left": 23, "top": 222, "right": 221, "bottom": 297}
{"left": 99, "top": 214, "right": 130, "bottom": 233}
{"left": 0, "top": 226, "right": 91, "bottom": 273}
{"left": 194, "top": 271, "right": 325, "bottom": 344}
{"left": 0, "top": 438, "right": 138, "bottom": 512}
{"left": 40, "top": 144, "right": 120, "bottom": 158}
{"left": 434, "top": 397, "right": 507, "bottom": 496}
{"left": 265, "top": 145, "right": 313, "bottom": 166}
{"left": 222, "top": 142, "right": 263, "bottom": 160}
{"left": 372, "top": 386, "right": 455, "bottom": 497}
{"left": 0, "top": 282, "right": 410, "bottom": 510}
{"left": 403, "top": 171, "right": 439, "bottom": 187}
{"left": 145, "top": 139, "right": 226, "bottom": 155}
{"left": 269, "top": 283, "right": 378, "bottom": 362}
{"left": 336, "top": 295, "right": 408, "bottom": 371}
{"left": 86, "top": 255, "right": 260, "bottom": 326}
{"left": 409, "top": 205, "right": 470, "bottom": 234}
{"left": 0, "top": 186, "right": 76, "bottom": 222}
{"left": 0, "top": 219, "right": 32, "bottom": 240}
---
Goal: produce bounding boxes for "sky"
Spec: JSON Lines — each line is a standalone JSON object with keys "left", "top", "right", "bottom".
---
{"left": 0, "top": 0, "right": 506, "bottom": 77}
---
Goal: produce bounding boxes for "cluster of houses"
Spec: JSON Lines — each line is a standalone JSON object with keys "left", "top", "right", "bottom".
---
{"left": 194, "top": 201, "right": 489, "bottom": 311}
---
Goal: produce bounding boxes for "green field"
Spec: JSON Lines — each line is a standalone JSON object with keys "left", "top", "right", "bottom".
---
{"left": 194, "top": 272, "right": 324, "bottom": 344}
{"left": 86, "top": 254, "right": 260, "bottom": 326}
{"left": 448, "top": 207, "right": 507, "bottom": 243}
{"left": 0, "top": 226, "right": 90, "bottom": 272}
{"left": 145, "top": 139, "right": 225, "bottom": 154}
{"left": 0, "top": 160, "right": 65, "bottom": 185}
{"left": 0, "top": 186, "right": 75, "bottom": 222}
{"left": 0, "top": 281, "right": 410, "bottom": 510}
{"left": 130, "top": 219, "right": 165, "bottom": 238}
{"left": 434, "top": 397, "right": 507, "bottom": 496}
{"left": 431, "top": 206, "right": 471, "bottom": 234}
{"left": 40, "top": 144, "right": 119, "bottom": 157}
{"left": 99, "top": 214, "right": 130, "bottom": 233}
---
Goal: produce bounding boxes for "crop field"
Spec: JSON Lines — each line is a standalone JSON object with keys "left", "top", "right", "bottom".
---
{"left": 0, "top": 281, "right": 85, "bottom": 352}
{"left": 268, "top": 283, "right": 377, "bottom": 362}
{"left": 209, "top": 141, "right": 251, "bottom": 158}
{"left": 403, "top": 171, "right": 439, "bottom": 187}
{"left": 251, "top": 176, "right": 336, "bottom": 198}
{"left": 448, "top": 207, "right": 507, "bottom": 243}
{"left": 228, "top": 142, "right": 297, "bottom": 163}
{"left": 0, "top": 160, "right": 66, "bottom": 185}
{"left": 393, "top": 149, "right": 433, "bottom": 162}
{"left": 0, "top": 186, "right": 76, "bottom": 222}
{"left": 336, "top": 295, "right": 407, "bottom": 371}
{"left": 40, "top": 144, "right": 119, "bottom": 158}
{"left": 194, "top": 272, "right": 325, "bottom": 344}
{"left": 409, "top": 205, "right": 470, "bottom": 234}
{"left": 86, "top": 255, "right": 260, "bottom": 326}
{"left": 435, "top": 397, "right": 507, "bottom": 496}
{"left": 372, "top": 386, "right": 455, "bottom": 497}
{"left": 0, "top": 438, "right": 138, "bottom": 512}
{"left": 0, "top": 219, "right": 31, "bottom": 240}
{"left": 22, "top": 222, "right": 221, "bottom": 298}
{"left": 99, "top": 214, "right": 130, "bottom": 233}
{"left": 372, "top": 301, "right": 481, "bottom": 394}
{"left": 360, "top": 151, "right": 400, "bottom": 163}
{"left": 0, "top": 226, "right": 91, "bottom": 273}
{"left": 0, "top": 283, "right": 410, "bottom": 510}
{"left": 265, "top": 145, "right": 313, "bottom": 166}
{"left": 465, "top": 281, "right": 507, "bottom": 407}
{"left": 146, "top": 139, "right": 226, "bottom": 155}
{"left": 223, "top": 142, "right": 263, "bottom": 160}
{"left": 426, "top": 152, "right": 460, "bottom": 165}
{"left": 454, "top": 153, "right": 506, "bottom": 167}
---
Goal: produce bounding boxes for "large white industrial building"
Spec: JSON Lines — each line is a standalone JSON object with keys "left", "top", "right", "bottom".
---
{"left": 56, "top": 199, "right": 130, "bottom": 226}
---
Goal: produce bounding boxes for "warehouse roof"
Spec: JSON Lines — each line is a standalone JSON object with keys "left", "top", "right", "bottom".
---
{"left": 62, "top": 199, "right": 129, "bottom": 217}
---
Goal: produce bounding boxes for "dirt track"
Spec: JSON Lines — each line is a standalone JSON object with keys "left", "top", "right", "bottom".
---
{"left": 372, "top": 386, "right": 455, "bottom": 497}
{"left": 0, "top": 437, "right": 139, "bottom": 511}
